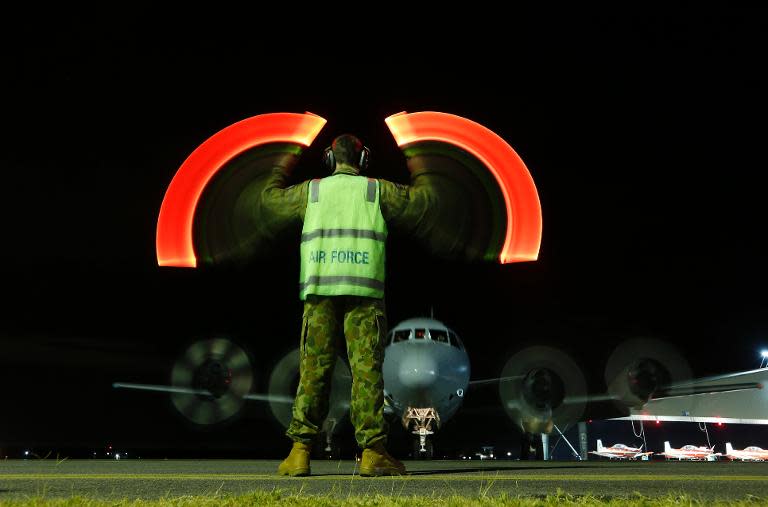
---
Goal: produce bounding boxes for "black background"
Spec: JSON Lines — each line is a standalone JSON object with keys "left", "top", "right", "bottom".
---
{"left": 1, "top": 10, "right": 767, "bottom": 458}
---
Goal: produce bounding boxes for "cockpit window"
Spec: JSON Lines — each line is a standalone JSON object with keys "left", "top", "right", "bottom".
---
{"left": 414, "top": 329, "right": 427, "bottom": 339}
{"left": 392, "top": 330, "right": 411, "bottom": 343}
{"left": 448, "top": 331, "right": 464, "bottom": 349}
{"left": 430, "top": 329, "right": 449, "bottom": 343}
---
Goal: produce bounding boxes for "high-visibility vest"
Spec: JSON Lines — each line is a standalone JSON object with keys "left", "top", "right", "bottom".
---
{"left": 299, "top": 174, "right": 387, "bottom": 300}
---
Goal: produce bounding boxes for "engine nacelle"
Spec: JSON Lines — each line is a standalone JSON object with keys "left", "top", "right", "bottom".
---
{"left": 500, "top": 346, "right": 586, "bottom": 434}
{"left": 170, "top": 338, "right": 254, "bottom": 425}
{"left": 267, "top": 348, "right": 351, "bottom": 431}
{"left": 604, "top": 338, "right": 692, "bottom": 412}
{"left": 607, "top": 358, "right": 670, "bottom": 409}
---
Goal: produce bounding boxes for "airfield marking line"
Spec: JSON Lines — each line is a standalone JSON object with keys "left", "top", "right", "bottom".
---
{"left": 2, "top": 474, "right": 768, "bottom": 482}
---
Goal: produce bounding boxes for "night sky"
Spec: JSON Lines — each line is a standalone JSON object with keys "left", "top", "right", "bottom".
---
{"left": 2, "top": 12, "right": 767, "bottom": 458}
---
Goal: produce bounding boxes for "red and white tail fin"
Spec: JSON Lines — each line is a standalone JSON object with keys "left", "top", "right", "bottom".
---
{"left": 664, "top": 441, "right": 672, "bottom": 453}
{"left": 726, "top": 442, "right": 734, "bottom": 455}
{"left": 597, "top": 439, "right": 605, "bottom": 452}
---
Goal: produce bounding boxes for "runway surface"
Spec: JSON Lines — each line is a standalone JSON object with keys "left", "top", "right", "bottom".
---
{"left": 1, "top": 459, "right": 768, "bottom": 500}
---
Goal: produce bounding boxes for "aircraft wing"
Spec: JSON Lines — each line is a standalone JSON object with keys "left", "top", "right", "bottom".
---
{"left": 611, "top": 368, "right": 768, "bottom": 424}
{"left": 113, "top": 382, "right": 294, "bottom": 404}
{"left": 468, "top": 376, "right": 523, "bottom": 387}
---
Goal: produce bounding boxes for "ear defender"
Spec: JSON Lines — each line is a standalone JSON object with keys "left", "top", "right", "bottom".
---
{"left": 322, "top": 146, "right": 336, "bottom": 172}
{"left": 322, "top": 142, "right": 371, "bottom": 172}
{"left": 359, "top": 146, "right": 370, "bottom": 172}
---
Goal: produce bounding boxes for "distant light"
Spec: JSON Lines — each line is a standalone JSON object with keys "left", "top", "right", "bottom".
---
{"left": 490, "top": 454, "right": 494, "bottom": 458}
{"left": 507, "top": 452, "right": 512, "bottom": 456}
{"left": 24, "top": 451, "right": 29, "bottom": 456}
{"left": 761, "top": 350, "right": 768, "bottom": 358}
{"left": 655, "top": 420, "right": 661, "bottom": 425}
{"left": 115, "top": 453, "right": 121, "bottom": 460}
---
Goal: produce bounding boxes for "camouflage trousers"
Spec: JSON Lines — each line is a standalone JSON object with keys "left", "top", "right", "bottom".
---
{"left": 286, "top": 295, "right": 389, "bottom": 449}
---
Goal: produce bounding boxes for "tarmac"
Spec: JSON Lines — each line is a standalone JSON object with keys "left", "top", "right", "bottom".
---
{"left": 1, "top": 459, "right": 768, "bottom": 500}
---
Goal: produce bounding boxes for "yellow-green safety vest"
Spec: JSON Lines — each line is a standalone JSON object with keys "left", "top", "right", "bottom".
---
{"left": 299, "top": 174, "right": 387, "bottom": 300}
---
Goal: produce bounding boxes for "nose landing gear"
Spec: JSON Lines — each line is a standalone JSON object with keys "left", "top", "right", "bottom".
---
{"left": 404, "top": 407, "right": 439, "bottom": 459}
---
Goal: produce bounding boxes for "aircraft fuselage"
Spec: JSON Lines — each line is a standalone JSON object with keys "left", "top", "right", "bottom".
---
{"left": 382, "top": 318, "right": 471, "bottom": 428}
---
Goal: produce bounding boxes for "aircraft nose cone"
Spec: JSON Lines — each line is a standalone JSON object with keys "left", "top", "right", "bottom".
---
{"left": 398, "top": 354, "right": 438, "bottom": 388}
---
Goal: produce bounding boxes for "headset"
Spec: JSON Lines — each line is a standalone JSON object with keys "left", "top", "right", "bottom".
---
{"left": 322, "top": 143, "right": 370, "bottom": 172}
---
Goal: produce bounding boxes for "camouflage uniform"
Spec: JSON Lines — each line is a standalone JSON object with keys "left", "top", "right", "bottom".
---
{"left": 286, "top": 294, "right": 388, "bottom": 448}
{"left": 262, "top": 164, "right": 422, "bottom": 449}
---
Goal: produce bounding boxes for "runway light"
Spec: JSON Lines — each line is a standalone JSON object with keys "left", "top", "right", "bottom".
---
{"left": 24, "top": 451, "right": 29, "bottom": 456}
{"left": 507, "top": 452, "right": 512, "bottom": 456}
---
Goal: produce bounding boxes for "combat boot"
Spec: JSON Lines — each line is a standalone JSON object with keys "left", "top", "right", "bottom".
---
{"left": 359, "top": 441, "right": 407, "bottom": 476}
{"left": 277, "top": 442, "right": 311, "bottom": 476}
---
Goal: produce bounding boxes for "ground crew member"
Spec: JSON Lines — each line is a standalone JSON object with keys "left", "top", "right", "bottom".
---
{"left": 262, "top": 134, "right": 419, "bottom": 477}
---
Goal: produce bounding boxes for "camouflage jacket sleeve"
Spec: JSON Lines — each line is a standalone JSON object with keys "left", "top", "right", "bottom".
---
{"left": 378, "top": 176, "right": 433, "bottom": 237}
{"left": 260, "top": 166, "right": 309, "bottom": 234}
{"left": 378, "top": 165, "right": 478, "bottom": 261}
{"left": 262, "top": 168, "right": 432, "bottom": 232}
{"left": 260, "top": 168, "right": 432, "bottom": 242}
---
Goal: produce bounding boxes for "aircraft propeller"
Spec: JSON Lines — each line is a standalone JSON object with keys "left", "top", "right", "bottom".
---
{"left": 499, "top": 346, "right": 588, "bottom": 434}
{"left": 267, "top": 348, "right": 352, "bottom": 432}
{"left": 604, "top": 337, "right": 693, "bottom": 410}
{"left": 169, "top": 338, "right": 254, "bottom": 425}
